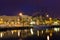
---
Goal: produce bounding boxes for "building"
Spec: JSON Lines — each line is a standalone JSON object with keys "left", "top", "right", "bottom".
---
{"left": 0, "top": 15, "right": 32, "bottom": 27}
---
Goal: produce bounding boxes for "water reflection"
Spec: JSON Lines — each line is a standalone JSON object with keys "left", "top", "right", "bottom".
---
{"left": 30, "top": 28, "right": 33, "bottom": 35}
{"left": 0, "top": 32, "right": 4, "bottom": 38}
{"left": 0, "top": 27, "right": 60, "bottom": 40}
{"left": 37, "top": 30, "right": 39, "bottom": 36}
{"left": 54, "top": 28, "right": 60, "bottom": 32}
{"left": 47, "top": 35, "right": 50, "bottom": 40}
{"left": 50, "top": 33, "right": 52, "bottom": 37}
{"left": 42, "top": 30, "right": 43, "bottom": 34}
{"left": 18, "top": 30, "right": 21, "bottom": 37}
{"left": 11, "top": 31, "right": 14, "bottom": 34}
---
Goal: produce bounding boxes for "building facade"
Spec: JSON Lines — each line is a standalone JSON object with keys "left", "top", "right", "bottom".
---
{"left": 0, "top": 15, "right": 32, "bottom": 27}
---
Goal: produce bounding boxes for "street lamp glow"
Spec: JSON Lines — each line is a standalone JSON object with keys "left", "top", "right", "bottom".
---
{"left": 46, "top": 14, "right": 49, "bottom": 17}
{"left": 19, "top": 13, "right": 23, "bottom": 16}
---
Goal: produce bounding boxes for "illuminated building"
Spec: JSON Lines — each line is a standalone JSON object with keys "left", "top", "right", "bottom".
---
{"left": 0, "top": 14, "right": 59, "bottom": 27}
{"left": 0, "top": 15, "right": 32, "bottom": 27}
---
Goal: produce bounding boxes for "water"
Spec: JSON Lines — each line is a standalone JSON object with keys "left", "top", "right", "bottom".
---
{"left": 0, "top": 26, "right": 60, "bottom": 40}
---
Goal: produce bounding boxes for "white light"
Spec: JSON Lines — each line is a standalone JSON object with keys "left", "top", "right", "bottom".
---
{"left": 18, "top": 30, "right": 21, "bottom": 37}
{"left": 30, "top": 21, "right": 35, "bottom": 25}
{"left": 11, "top": 31, "right": 14, "bottom": 34}
{"left": 19, "top": 13, "right": 23, "bottom": 16}
{"left": 0, "top": 32, "right": 3, "bottom": 38}
{"left": 47, "top": 35, "right": 50, "bottom": 40}
{"left": 54, "top": 28, "right": 60, "bottom": 32}
{"left": 30, "top": 28, "right": 33, "bottom": 35}
{"left": 46, "top": 15, "right": 49, "bottom": 17}
{"left": 54, "top": 28, "right": 58, "bottom": 31}
{"left": 54, "top": 22, "right": 58, "bottom": 24}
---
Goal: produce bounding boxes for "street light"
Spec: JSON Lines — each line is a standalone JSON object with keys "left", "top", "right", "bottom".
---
{"left": 19, "top": 13, "right": 23, "bottom": 16}
{"left": 46, "top": 14, "right": 49, "bottom": 18}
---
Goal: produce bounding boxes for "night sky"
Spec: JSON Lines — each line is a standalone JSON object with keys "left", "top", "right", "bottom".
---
{"left": 0, "top": 0, "right": 60, "bottom": 17}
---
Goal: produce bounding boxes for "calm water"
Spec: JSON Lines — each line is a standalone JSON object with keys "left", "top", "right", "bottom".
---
{"left": 0, "top": 26, "right": 60, "bottom": 40}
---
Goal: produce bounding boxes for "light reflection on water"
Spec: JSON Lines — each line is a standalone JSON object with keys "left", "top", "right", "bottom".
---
{"left": 37, "top": 30, "right": 39, "bottom": 36}
{"left": 0, "top": 27, "right": 60, "bottom": 40}
{"left": 42, "top": 30, "right": 43, "bottom": 34}
{"left": 18, "top": 30, "right": 21, "bottom": 37}
{"left": 47, "top": 35, "right": 50, "bottom": 40}
{"left": 0, "top": 32, "right": 3, "bottom": 38}
{"left": 30, "top": 28, "right": 33, "bottom": 35}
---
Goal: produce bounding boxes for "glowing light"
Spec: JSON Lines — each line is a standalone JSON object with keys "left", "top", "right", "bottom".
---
{"left": 37, "top": 31, "right": 39, "bottom": 36}
{"left": 42, "top": 30, "right": 43, "bottom": 34}
{"left": 47, "top": 35, "right": 50, "bottom": 40}
{"left": 18, "top": 30, "right": 21, "bottom": 37}
{"left": 0, "top": 32, "right": 3, "bottom": 38}
{"left": 11, "top": 22, "right": 14, "bottom": 24}
{"left": 49, "top": 17, "right": 52, "bottom": 20}
{"left": 11, "top": 31, "right": 14, "bottom": 34}
{"left": 17, "top": 22, "right": 20, "bottom": 24}
{"left": 0, "top": 19, "right": 3, "bottom": 21}
{"left": 50, "top": 33, "right": 52, "bottom": 37}
{"left": 46, "top": 15, "right": 49, "bottom": 17}
{"left": 52, "top": 21, "right": 59, "bottom": 25}
{"left": 19, "top": 13, "right": 23, "bottom": 16}
{"left": 13, "top": 30, "right": 17, "bottom": 32}
{"left": 30, "top": 28, "right": 33, "bottom": 35}
{"left": 54, "top": 28, "right": 60, "bottom": 32}
{"left": 30, "top": 21, "right": 35, "bottom": 25}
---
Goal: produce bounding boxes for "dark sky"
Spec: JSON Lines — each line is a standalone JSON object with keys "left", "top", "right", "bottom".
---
{"left": 0, "top": 0, "right": 60, "bottom": 17}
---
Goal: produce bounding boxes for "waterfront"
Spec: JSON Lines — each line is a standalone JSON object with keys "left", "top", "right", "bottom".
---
{"left": 0, "top": 14, "right": 60, "bottom": 27}
{"left": 0, "top": 26, "right": 60, "bottom": 40}
{"left": 0, "top": 0, "right": 60, "bottom": 40}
